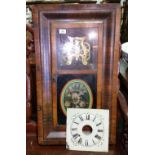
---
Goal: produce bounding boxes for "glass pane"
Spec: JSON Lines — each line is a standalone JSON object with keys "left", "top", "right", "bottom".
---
{"left": 57, "top": 74, "right": 97, "bottom": 125}
{"left": 56, "top": 27, "right": 98, "bottom": 70}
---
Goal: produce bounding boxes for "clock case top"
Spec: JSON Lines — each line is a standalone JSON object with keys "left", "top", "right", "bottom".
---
{"left": 32, "top": 3, "right": 120, "bottom": 145}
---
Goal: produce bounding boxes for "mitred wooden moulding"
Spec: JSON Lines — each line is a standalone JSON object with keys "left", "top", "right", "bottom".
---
{"left": 32, "top": 3, "right": 120, "bottom": 145}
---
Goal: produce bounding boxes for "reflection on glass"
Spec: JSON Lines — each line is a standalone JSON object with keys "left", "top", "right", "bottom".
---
{"left": 88, "top": 31, "right": 97, "bottom": 40}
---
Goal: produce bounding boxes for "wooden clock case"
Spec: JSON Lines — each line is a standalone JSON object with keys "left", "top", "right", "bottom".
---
{"left": 32, "top": 3, "right": 120, "bottom": 145}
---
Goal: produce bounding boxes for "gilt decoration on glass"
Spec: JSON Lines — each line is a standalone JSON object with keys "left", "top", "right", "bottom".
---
{"left": 56, "top": 28, "right": 98, "bottom": 70}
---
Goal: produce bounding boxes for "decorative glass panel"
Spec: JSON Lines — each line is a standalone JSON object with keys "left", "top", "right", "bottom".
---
{"left": 56, "top": 27, "right": 98, "bottom": 70}
{"left": 57, "top": 74, "right": 97, "bottom": 125}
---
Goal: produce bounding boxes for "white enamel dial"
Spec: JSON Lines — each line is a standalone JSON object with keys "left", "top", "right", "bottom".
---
{"left": 70, "top": 113, "right": 104, "bottom": 146}
{"left": 66, "top": 108, "right": 109, "bottom": 152}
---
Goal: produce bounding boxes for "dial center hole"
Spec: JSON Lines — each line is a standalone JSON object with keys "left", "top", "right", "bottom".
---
{"left": 82, "top": 125, "right": 92, "bottom": 135}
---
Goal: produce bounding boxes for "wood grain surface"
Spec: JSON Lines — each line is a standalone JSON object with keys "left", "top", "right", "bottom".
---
{"left": 32, "top": 3, "right": 121, "bottom": 145}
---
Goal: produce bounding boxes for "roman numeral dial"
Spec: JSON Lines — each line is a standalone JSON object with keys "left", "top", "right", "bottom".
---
{"left": 70, "top": 113, "right": 104, "bottom": 147}
{"left": 67, "top": 109, "right": 109, "bottom": 152}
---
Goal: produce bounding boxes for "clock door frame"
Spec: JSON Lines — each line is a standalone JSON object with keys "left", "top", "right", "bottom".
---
{"left": 51, "top": 22, "right": 103, "bottom": 131}
{"left": 32, "top": 3, "right": 120, "bottom": 145}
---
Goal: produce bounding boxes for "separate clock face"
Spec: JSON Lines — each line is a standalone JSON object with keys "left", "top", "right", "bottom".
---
{"left": 60, "top": 79, "right": 93, "bottom": 115}
{"left": 66, "top": 108, "right": 109, "bottom": 152}
{"left": 70, "top": 113, "right": 104, "bottom": 147}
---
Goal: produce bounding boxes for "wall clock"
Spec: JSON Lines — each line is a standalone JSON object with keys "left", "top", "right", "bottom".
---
{"left": 66, "top": 108, "right": 109, "bottom": 152}
{"left": 32, "top": 3, "right": 120, "bottom": 145}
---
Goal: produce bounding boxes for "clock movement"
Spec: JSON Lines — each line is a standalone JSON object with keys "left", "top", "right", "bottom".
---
{"left": 32, "top": 3, "right": 120, "bottom": 145}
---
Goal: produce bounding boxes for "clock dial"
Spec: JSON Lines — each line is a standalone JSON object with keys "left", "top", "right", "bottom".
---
{"left": 66, "top": 108, "right": 109, "bottom": 152}
{"left": 70, "top": 113, "right": 104, "bottom": 147}
{"left": 60, "top": 79, "right": 93, "bottom": 115}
